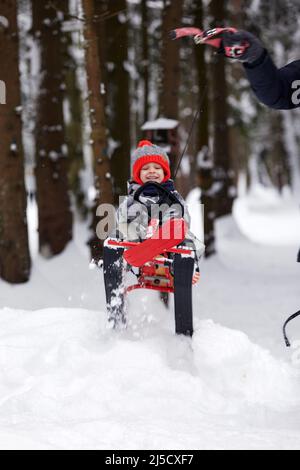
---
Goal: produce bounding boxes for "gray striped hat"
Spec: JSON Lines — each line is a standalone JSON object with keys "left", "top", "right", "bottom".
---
{"left": 131, "top": 140, "right": 171, "bottom": 184}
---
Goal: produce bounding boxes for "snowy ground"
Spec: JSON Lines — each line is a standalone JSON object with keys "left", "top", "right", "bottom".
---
{"left": 0, "top": 186, "right": 300, "bottom": 450}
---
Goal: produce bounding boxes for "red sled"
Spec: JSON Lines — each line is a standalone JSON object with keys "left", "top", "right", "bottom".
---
{"left": 123, "top": 218, "right": 187, "bottom": 267}
{"left": 106, "top": 218, "right": 200, "bottom": 295}
{"left": 103, "top": 183, "right": 201, "bottom": 336}
{"left": 105, "top": 231, "right": 199, "bottom": 336}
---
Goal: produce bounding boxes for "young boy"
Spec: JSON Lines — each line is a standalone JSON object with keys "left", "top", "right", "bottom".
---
{"left": 103, "top": 140, "right": 205, "bottom": 334}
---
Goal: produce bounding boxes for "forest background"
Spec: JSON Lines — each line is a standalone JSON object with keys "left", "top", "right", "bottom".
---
{"left": 0, "top": 0, "right": 299, "bottom": 285}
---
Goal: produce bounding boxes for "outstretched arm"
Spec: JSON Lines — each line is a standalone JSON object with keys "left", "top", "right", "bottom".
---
{"left": 221, "top": 30, "right": 300, "bottom": 110}
{"left": 244, "top": 51, "right": 300, "bottom": 110}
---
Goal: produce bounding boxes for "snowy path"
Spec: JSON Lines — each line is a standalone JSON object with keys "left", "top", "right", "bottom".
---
{"left": 0, "top": 192, "right": 300, "bottom": 449}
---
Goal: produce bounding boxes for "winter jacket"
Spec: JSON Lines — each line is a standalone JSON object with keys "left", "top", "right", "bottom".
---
{"left": 113, "top": 180, "right": 205, "bottom": 262}
{"left": 244, "top": 50, "right": 300, "bottom": 110}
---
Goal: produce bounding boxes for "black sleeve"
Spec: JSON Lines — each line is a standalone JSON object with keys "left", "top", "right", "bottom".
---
{"left": 243, "top": 50, "right": 300, "bottom": 110}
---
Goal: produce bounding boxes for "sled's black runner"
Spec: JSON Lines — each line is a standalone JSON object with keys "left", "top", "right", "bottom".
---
{"left": 283, "top": 247, "right": 300, "bottom": 346}
{"left": 283, "top": 310, "right": 300, "bottom": 347}
{"left": 103, "top": 246, "right": 126, "bottom": 327}
{"left": 173, "top": 254, "right": 194, "bottom": 336}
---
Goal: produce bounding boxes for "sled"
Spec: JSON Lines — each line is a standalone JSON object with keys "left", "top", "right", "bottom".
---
{"left": 103, "top": 182, "right": 201, "bottom": 336}
{"left": 105, "top": 237, "right": 199, "bottom": 337}
{"left": 107, "top": 237, "right": 200, "bottom": 295}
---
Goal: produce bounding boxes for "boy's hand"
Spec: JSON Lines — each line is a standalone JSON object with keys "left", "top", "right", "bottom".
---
{"left": 221, "top": 30, "right": 264, "bottom": 63}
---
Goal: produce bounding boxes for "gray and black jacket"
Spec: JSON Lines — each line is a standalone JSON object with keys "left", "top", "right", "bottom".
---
{"left": 113, "top": 180, "right": 205, "bottom": 261}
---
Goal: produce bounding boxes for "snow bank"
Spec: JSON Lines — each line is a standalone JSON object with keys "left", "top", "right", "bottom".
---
{"left": 0, "top": 306, "right": 299, "bottom": 450}
{"left": 193, "top": 320, "right": 299, "bottom": 410}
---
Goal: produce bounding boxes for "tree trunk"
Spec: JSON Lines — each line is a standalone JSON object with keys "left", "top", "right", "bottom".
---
{"left": 141, "top": 0, "right": 149, "bottom": 124}
{"left": 0, "top": 0, "right": 31, "bottom": 283}
{"left": 210, "top": 0, "right": 235, "bottom": 218}
{"left": 32, "top": 0, "right": 73, "bottom": 257}
{"left": 267, "top": 113, "right": 291, "bottom": 192}
{"left": 160, "top": 0, "right": 182, "bottom": 121}
{"left": 104, "top": 0, "right": 131, "bottom": 201}
{"left": 63, "top": 27, "right": 86, "bottom": 219}
{"left": 228, "top": 0, "right": 250, "bottom": 190}
{"left": 158, "top": 0, "right": 183, "bottom": 190}
{"left": 194, "top": 0, "right": 215, "bottom": 257}
{"left": 82, "top": 0, "right": 114, "bottom": 261}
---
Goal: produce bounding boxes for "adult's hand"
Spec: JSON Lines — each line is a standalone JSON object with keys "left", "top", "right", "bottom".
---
{"left": 222, "top": 30, "right": 264, "bottom": 63}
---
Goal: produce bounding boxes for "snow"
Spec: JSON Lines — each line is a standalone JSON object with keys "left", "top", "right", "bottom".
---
{"left": 0, "top": 16, "right": 9, "bottom": 29}
{"left": 0, "top": 80, "right": 5, "bottom": 105}
{"left": 141, "top": 118, "right": 179, "bottom": 131}
{"left": 10, "top": 142, "right": 18, "bottom": 153}
{"left": 234, "top": 185, "right": 300, "bottom": 245}
{"left": 0, "top": 189, "right": 300, "bottom": 449}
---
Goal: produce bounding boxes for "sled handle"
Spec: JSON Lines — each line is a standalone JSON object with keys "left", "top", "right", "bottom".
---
{"left": 107, "top": 239, "right": 192, "bottom": 255}
{"left": 283, "top": 309, "right": 300, "bottom": 347}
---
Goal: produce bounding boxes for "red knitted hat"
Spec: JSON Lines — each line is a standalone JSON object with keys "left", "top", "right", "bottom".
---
{"left": 131, "top": 140, "right": 171, "bottom": 185}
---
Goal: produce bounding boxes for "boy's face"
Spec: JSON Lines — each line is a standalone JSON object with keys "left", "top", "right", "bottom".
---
{"left": 140, "top": 162, "right": 165, "bottom": 183}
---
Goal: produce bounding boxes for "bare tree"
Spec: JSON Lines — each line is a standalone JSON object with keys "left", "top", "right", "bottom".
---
{"left": 63, "top": 25, "right": 86, "bottom": 218}
{"left": 159, "top": 0, "right": 183, "bottom": 193}
{"left": 32, "top": 0, "right": 73, "bottom": 257}
{"left": 104, "top": 0, "right": 131, "bottom": 201}
{"left": 268, "top": 112, "right": 291, "bottom": 192}
{"left": 0, "top": 0, "right": 31, "bottom": 283}
{"left": 227, "top": 0, "right": 250, "bottom": 189}
{"left": 210, "top": 0, "right": 235, "bottom": 218}
{"left": 141, "top": 0, "right": 150, "bottom": 124}
{"left": 160, "top": 0, "right": 182, "bottom": 121}
{"left": 193, "top": 0, "right": 216, "bottom": 257}
{"left": 82, "top": 0, "right": 114, "bottom": 261}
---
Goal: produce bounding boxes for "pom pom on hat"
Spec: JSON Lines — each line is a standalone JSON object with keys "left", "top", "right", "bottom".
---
{"left": 131, "top": 140, "right": 171, "bottom": 184}
{"left": 137, "top": 139, "right": 152, "bottom": 148}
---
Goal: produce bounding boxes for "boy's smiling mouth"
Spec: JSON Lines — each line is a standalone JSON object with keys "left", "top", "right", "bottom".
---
{"left": 146, "top": 175, "right": 159, "bottom": 180}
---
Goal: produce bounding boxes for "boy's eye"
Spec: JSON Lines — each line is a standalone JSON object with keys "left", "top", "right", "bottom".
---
{"left": 142, "top": 164, "right": 162, "bottom": 171}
